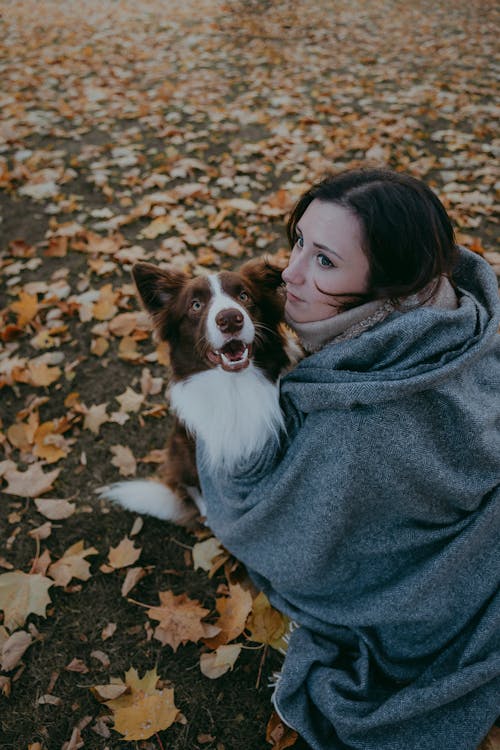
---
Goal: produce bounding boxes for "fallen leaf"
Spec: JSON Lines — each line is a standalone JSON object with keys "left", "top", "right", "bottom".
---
{"left": 266, "top": 711, "right": 299, "bottom": 749}
{"left": 147, "top": 590, "right": 217, "bottom": 652}
{"left": 47, "top": 540, "right": 98, "bottom": 587}
{"left": 90, "top": 650, "right": 110, "bottom": 668}
{"left": 65, "top": 658, "right": 89, "bottom": 673}
{"left": 1, "top": 629, "right": 33, "bottom": 671}
{"left": 101, "top": 622, "right": 117, "bottom": 640}
{"left": 0, "top": 571, "right": 53, "bottom": 631}
{"left": 115, "top": 387, "right": 144, "bottom": 413}
{"left": 92, "top": 667, "right": 179, "bottom": 740}
{"left": 192, "top": 537, "right": 224, "bottom": 572}
{"left": 110, "top": 445, "right": 137, "bottom": 477}
{"left": 121, "top": 566, "right": 146, "bottom": 597}
{"left": 10, "top": 290, "right": 39, "bottom": 327}
{"left": 200, "top": 643, "right": 242, "bottom": 679}
{"left": 204, "top": 583, "right": 253, "bottom": 648}
{"left": 28, "top": 523, "right": 53, "bottom": 542}
{"left": 246, "top": 592, "right": 290, "bottom": 651}
{"left": 34, "top": 498, "right": 76, "bottom": 520}
{"left": 82, "top": 402, "right": 109, "bottom": 435}
{"left": 27, "top": 360, "right": 62, "bottom": 387}
{"left": 38, "top": 694, "right": 62, "bottom": 706}
{"left": 3, "top": 464, "right": 61, "bottom": 498}
{"left": 108, "top": 537, "right": 141, "bottom": 569}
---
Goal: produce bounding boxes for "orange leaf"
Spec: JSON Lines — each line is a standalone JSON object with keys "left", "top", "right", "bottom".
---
{"left": 204, "top": 583, "right": 253, "bottom": 648}
{"left": 10, "top": 290, "right": 39, "bottom": 327}
{"left": 108, "top": 537, "right": 141, "bottom": 569}
{"left": 147, "top": 590, "right": 217, "bottom": 652}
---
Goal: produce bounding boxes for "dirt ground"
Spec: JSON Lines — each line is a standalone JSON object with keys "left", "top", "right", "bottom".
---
{"left": 0, "top": 1, "right": 498, "bottom": 749}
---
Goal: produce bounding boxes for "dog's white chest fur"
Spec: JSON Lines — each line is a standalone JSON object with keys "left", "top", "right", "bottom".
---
{"left": 169, "top": 363, "right": 284, "bottom": 473}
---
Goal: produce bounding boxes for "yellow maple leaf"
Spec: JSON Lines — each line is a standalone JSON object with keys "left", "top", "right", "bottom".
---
{"left": 0, "top": 571, "right": 53, "bottom": 631}
{"left": 94, "top": 667, "right": 179, "bottom": 741}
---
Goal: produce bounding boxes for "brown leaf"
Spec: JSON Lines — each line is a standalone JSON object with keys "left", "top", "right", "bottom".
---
{"left": 34, "top": 498, "right": 75, "bottom": 520}
{"left": 10, "top": 290, "right": 39, "bottom": 327}
{"left": 1, "top": 629, "right": 33, "bottom": 671}
{"left": 147, "top": 590, "right": 216, "bottom": 652}
{"left": 204, "top": 583, "right": 253, "bottom": 648}
{"left": 65, "top": 658, "right": 89, "bottom": 673}
{"left": 101, "top": 622, "right": 117, "bottom": 641}
{"left": 108, "top": 537, "right": 141, "bottom": 569}
{"left": 47, "top": 540, "right": 98, "bottom": 587}
{"left": 3, "top": 464, "right": 61, "bottom": 498}
{"left": 0, "top": 571, "right": 53, "bottom": 631}
{"left": 246, "top": 592, "right": 290, "bottom": 651}
{"left": 82, "top": 402, "right": 109, "bottom": 435}
{"left": 199, "top": 643, "right": 242, "bottom": 679}
{"left": 266, "top": 711, "right": 299, "bottom": 749}
{"left": 121, "top": 566, "right": 146, "bottom": 597}
{"left": 110, "top": 444, "right": 137, "bottom": 477}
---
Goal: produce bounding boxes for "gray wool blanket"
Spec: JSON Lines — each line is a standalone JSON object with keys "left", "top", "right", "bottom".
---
{"left": 197, "top": 247, "right": 500, "bottom": 750}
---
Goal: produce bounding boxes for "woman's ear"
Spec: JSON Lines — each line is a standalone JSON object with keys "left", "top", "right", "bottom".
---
{"left": 132, "top": 262, "right": 188, "bottom": 315}
{"left": 239, "top": 256, "right": 286, "bottom": 291}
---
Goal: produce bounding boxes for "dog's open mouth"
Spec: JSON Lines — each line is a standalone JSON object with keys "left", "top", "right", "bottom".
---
{"left": 207, "top": 339, "right": 252, "bottom": 372}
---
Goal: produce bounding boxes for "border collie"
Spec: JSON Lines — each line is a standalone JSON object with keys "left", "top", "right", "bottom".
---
{"left": 100, "top": 257, "right": 301, "bottom": 525}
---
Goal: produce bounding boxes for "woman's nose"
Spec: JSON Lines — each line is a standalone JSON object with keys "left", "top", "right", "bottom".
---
{"left": 282, "top": 252, "right": 305, "bottom": 285}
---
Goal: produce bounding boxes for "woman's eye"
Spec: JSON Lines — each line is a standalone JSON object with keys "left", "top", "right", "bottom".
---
{"left": 317, "top": 253, "right": 333, "bottom": 268}
{"left": 239, "top": 291, "right": 249, "bottom": 302}
{"left": 191, "top": 299, "right": 202, "bottom": 311}
{"left": 295, "top": 235, "right": 304, "bottom": 249}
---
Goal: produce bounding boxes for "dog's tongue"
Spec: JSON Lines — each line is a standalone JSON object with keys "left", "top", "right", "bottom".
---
{"left": 221, "top": 339, "right": 246, "bottom": 362}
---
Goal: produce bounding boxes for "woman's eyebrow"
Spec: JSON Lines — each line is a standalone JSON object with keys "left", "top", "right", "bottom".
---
{"left": 312, "top": 242, "right": 343, "bottom": 261}
{"left": 296, "top": 224, "right": 343, "bottom": 261}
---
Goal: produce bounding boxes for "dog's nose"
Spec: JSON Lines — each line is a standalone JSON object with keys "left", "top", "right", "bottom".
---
{"left": 216, "top": 308, "right": 244, "bottom": 333}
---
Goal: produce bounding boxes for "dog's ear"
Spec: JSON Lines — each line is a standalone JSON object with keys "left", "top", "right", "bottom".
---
{"left": 239, "top": 256, "right": 286, "bottom": 291}
{"left": 132, "top": 262, "right": 188, "bottom": 315}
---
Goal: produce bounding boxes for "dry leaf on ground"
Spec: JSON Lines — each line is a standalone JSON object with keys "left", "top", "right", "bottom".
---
{"left": 34, "top": 498, "right": 76, "bottom": 520}
{"left": 110, "top": 445, "right": 137, "bottom": 477}
{"left": 0, "top": 571, "right": 53, "bottom": 631}
{"left": 246, "top": 592, "right": 290, "bottom": 651}
{"left": 107, "top": 537, "right": 141, "bottom": 569}
{"left": 147, "top": 590, "right": 219, "bottom": 652}
{"left": 91, "top": 667, "right": 179, "bottom": 741}
{"left": 47, "top": 540, "right": 98, "bottom": 587}
{"left": 204, "top": 583, "right": 253, "bottom": 649}
{"left": 200, "top": 643, "right": 242, "bottom": 679}
{"left": 3, "top": 464, "right": 61, "bottom": 498}
{"left": 1, "top": 629, "right": 33, "bottom": 671}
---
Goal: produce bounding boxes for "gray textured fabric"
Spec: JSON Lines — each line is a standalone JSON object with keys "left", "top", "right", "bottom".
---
{"left": 197, "top": 246, "right": 500, "bottom": 750}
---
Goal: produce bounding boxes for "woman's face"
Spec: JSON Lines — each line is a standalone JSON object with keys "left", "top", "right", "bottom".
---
{"left": 282, "top": 200, "right": 370, "bottom": 323}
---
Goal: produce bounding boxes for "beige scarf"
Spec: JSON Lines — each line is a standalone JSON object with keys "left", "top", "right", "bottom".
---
{"left": 285, "top": 276, "right": 458, "bottom": 353}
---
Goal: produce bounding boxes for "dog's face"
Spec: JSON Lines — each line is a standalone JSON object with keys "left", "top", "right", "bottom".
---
{"left": 132, "top": 258, "right": 287, "bottom": 380}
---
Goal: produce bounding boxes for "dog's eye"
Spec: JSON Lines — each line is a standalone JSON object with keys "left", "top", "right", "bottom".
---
{"left": 239, "top": 291, "right": 249, "bottom": 302}
{"left": 191, "top": 299, "right": 202, "bottom": 311}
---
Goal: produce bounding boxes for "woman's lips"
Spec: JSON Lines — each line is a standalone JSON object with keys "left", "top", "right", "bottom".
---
{"left": 286, "top": 289, "right": 304, "bottom": 303}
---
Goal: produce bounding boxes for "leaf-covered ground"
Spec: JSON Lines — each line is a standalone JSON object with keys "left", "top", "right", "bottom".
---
{"left": 0, "top": 1, "right": 499, "bottom": 749}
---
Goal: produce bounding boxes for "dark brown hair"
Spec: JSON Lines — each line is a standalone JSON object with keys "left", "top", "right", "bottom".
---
{"left": 286, "top": 168, "right": 458, "bottom": 309}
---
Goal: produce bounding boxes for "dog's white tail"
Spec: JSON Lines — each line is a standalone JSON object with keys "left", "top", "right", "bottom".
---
{"left": 97, "top": 480, "right": 196, "bottom": 524}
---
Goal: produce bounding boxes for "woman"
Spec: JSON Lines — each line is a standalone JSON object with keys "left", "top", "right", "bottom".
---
{"left": 197, "top": 169, "right": 500, "bottom": 749}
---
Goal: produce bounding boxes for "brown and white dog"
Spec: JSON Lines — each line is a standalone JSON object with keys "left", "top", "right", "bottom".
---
{"left": 100, "top": 257, "right": 301, "bottom": 525}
